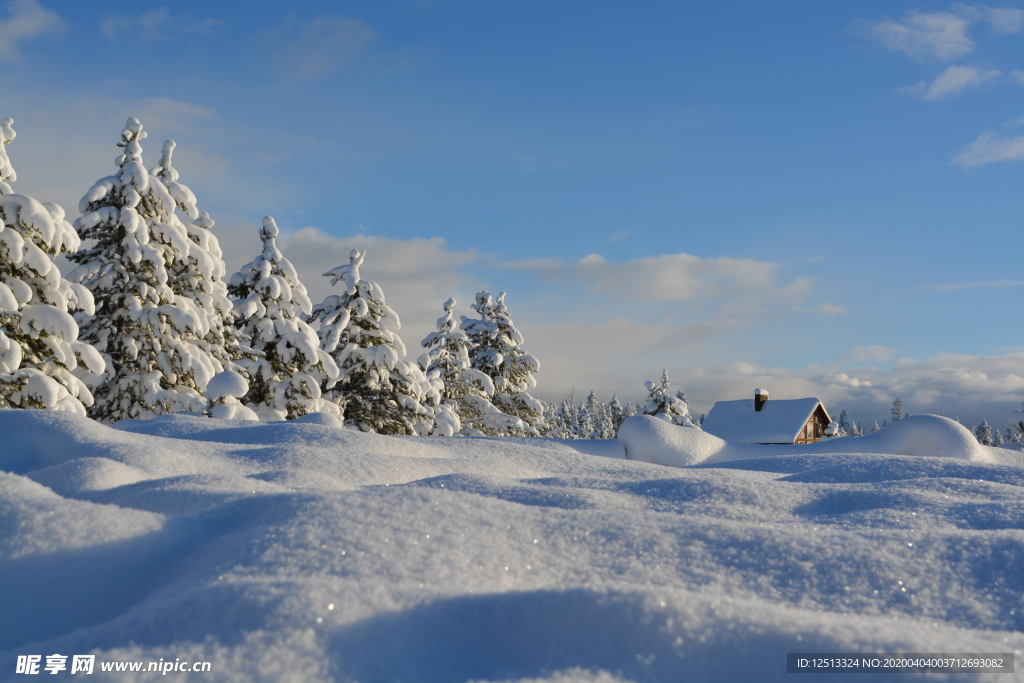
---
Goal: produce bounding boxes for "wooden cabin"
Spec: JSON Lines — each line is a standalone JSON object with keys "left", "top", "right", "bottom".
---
{"left": 700, "top": 389, "right": 832, "bottom": 444}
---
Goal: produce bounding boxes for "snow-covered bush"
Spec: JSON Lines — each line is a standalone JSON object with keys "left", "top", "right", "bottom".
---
{"left": 309, "top": 248, "right": 440, "bottom": 434}
{"left": 460, "top": 291, "right": 546, "bottom": 436}
{"left": 150, "top": 140, "right": 254, "bottom": 377}
{"left": 419, "top": 297, "right": 519, "bottom": 436}
{"left": 205, "top": 370, "right": 258, "bottom": 420}
{"left": 642, "top": 369, "right": 697, "bottom": 427}
{"left": 68, "top": 118, "right": 224, "bottom": 421}
{"left": 0, "top": 117, "right": 105, "bottom": 413}
{"left": 228, "top": 216, "right": 339, "bottom": 421}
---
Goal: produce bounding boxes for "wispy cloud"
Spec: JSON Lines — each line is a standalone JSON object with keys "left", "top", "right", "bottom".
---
{"left": 0, "top": 0, "right": 64, "bottom": 62}
{"left": 870, "top": 10, "right": 974, "bottom": 61}
{"left": 953, "top": 3, "right": 1024, "bottom": 33}
{"left": 100, "top": 8, "right": 219, "bottom": 42}
{"left": 925, "top": 279, "right": 1024, "bottom": 291}
{"left": 815, "top": 303, "right": 847, "bottom": 316}
{"left": 498, "top": 251, "right": 814, "bottom": 308}
{"left": 898, "top": 64, "right": 1001, "bottom": 100}
{"left": 607, "top": 230, "right": 631, "bottom": 243}
{"left": 260, "top": 15, "right": 376, "bottom": 80}
{"left": 953, "top": 130, "right": 1024, "bottom": 166}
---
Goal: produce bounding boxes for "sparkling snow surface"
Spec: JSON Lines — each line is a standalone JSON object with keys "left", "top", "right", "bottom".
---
{"left": 2, "top": 411, "right": 1022, "bottom": 682}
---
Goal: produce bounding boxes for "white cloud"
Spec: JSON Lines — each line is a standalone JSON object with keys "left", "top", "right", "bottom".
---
{"left": 953, "top": 3, "right": 1024, "bottom": 33}
{"left": 569, "top": 252, "right": 812, "bottom": 305}
{"left": 899, "top": 64, "right": 1001, "bottom": 100}
{"left": 985, "top": 6, "right": 1024, "bottom": 32}
{"left": 607, "top": 230, "right": 631, "bottom": 243}
{"left": 261, "top": 15, "right": 376, "bottom": 79}
{"left": 953, "top": 130, "right": 1024, "bottom": 166}
{"left": 870, "top": 10, "right": 974, "bottom": 61}
{"left": 815, "top": 304, "right": 847, "bottom": 316}
{"left": 0, "top": 0, "right": 63, "bottom": 62}
{"left": 100, "top": 8, "right": 219, "bottom": 41}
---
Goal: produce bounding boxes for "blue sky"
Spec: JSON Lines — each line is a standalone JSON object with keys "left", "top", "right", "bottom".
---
{"left": 1, "top": 0, "right": 1021, "bottom": 427}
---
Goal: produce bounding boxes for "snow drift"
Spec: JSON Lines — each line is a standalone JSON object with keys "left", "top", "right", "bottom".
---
{"left": 1, "top": 410, "right": 1022, "bottom": 682}
{"left": 619, "top": 414, "right": 1012, "bottom": 468}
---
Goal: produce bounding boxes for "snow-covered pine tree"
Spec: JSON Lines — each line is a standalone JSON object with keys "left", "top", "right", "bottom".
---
{"left": 228, "top": 216, "right": 339, "bottom": 420}
{"left": 837, "top": 409, "right": 852, "bottom": 437}
{"left": 309, "top": 248, "right": 439, "bottom": 434}
{"left": 67, "top": 118, "right": 219, "bottom": 421}
{"left": 419, "top": 297, "right": 519, "bottom": 436}
{"left": 869, "top": 421, "right": 880, "bottom": 433}
{"left": 609, "top": 394, "right": 625, "bottom": 434}
{"left": 975, "top": 420, "right": 992, "bottom": 446}
{"left": 992, "top": 427, "right": 1004, "bottom": 446}
{"left": 150, "top": 140, "right": 253, "bottom": 377}
{"left": 891, "top": 397, "right": 904, "bottom": 422}
{"left": 598, "top": 400, "right": 615, "bottom": 439}
{"left": 460, "top": 290, "right": 545, "bottom": 436}
{"left": 642, "top": 369, "right": 697, "bottom": 426}
{"left": 0, "top": 117, "right": 105, "bottom": 413}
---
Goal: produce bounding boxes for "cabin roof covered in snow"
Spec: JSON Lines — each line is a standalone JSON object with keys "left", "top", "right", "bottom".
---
{"left": 701, "top": 397, "right": 828, "bottom": 444}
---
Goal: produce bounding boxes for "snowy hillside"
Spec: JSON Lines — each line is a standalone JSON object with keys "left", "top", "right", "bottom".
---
{"left": 2, "top": 411, "right": 1022, "bottom": 682}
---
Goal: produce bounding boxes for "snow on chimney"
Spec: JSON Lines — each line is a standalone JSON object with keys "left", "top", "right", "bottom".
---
{"left": 754, "top": 388, "right": 768, "bottom": 412}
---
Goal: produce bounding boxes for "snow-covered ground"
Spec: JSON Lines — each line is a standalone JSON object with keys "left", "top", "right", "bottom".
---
{"left": 2, "top": 411, "right": 1022, "bottom": 682}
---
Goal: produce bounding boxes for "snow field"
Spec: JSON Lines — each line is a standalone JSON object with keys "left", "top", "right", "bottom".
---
{"left": 1, "top": 410, "right": 1022, "bottom": 682}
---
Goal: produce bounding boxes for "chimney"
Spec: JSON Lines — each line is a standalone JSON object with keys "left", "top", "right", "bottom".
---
{"left": 754, "top": 388, "right": 769, "bottom": 412}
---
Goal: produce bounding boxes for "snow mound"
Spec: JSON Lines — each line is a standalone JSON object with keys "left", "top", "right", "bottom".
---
{"left": 620, "top": 414, "right": 1002, "bottom": 467}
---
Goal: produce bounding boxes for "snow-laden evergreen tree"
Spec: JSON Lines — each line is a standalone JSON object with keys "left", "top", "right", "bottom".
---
{"left": 228, "top": 216, "right": 339, "bottom": 420}
{"left": 642, "top": 369, "right": 697, "bottom": 426}
{"left": 0, "top": 117, "right": 105, "bottom": 413}
{"left": 891, "top": 396, "right": 904, "bottom": 423}
{"left": 419, "top": 297, "right": 520, "bottom": 436}
{"left": 609, "top": 394, "right": 625, "bottom": 433}
{"left": 992, "top": 427, "right": 1004, "bottom": 447}
{"left": 460, "top": 290, "right": 545, "bottom": 436}
{"left": 869, "top": 420, "right": 880, "bottom": 433}
{"left": 309, "top": 247, "right": 441, "bottom": 434}
{"left": 974, "top": 420, "right": 992, "bottom": 446}
{"left": 837, "top": 409, "right": 852, "bottom": 437}
{"left": 585, "top": 391, "right": 615, "bottom": 439}
{"left": 150, "top": 140, "right": 253, "bottom": 377}
{"left": 67, "top": 118, "right": 220, "bottom": 421}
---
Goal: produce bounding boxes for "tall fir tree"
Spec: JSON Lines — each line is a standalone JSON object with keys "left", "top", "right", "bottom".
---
{"left": 67, "top": 118, "right": 217, "bottom": 421}
{"left": 642, "top": 369, "right": 697, "bottom": 427}
{"left": 309, "top": 248, "right": 439, "bottom": 434}
{"left": 150, "top": 140, "right": 253, "bottom": 377}
{"left": 460, "top": 290, "right": 545, "bottom": 436}
{"left": 228, "top": 216, "right": 339, "bottom": 420}
{"left": 418, "top": 297, "right": 518, "bottom": 435}
{"left": 0, "top": 117, "right": 105, "bottom": 412}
